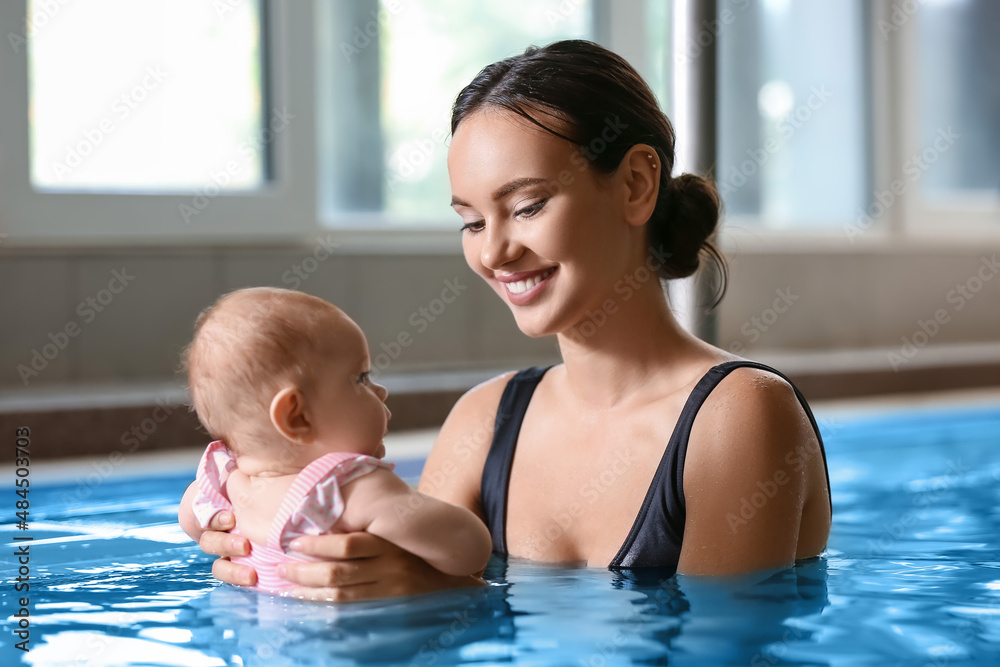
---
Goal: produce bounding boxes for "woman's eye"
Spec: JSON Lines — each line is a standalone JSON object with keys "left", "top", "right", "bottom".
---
{"left": 460, "top": 220, "right": 485, "bottom": 234}
{"left": 515, "top": 200, "right": 547, "bottom": 219}
{"left": 357, "top": 372, "right": 370, "bottom": 384}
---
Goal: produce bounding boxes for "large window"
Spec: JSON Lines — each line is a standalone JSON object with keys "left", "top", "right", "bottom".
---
{"left": 915, "top": 0, "right": 999, "bottom": 213}
{"left": 379, "top": 1, "right": 592, "bottom": 221}
{"left": 29, "top": 0, "right": 266, "bottom": 192}
{"left": 0, "top": 0, "right": 993, "bottom": 247}
{"left": 0, "top": 0, "right": 666, "bottom": 245}
{"left": 884, "top": 0, "right": 1000, "bottom": 234}
{"left": 717, "top": 0, "right": 868, "bottom": 228}
{"left": 316, "top": 0, "right": 670, "bottom": 226}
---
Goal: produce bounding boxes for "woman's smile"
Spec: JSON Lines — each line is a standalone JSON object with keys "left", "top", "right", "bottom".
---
{"left": 496, "top": 266, "right": 557, "bottom": 304}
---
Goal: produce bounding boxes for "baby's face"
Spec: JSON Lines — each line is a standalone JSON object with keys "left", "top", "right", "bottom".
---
{"left": 308, "top": 316, "right": 391, "bottom": 459}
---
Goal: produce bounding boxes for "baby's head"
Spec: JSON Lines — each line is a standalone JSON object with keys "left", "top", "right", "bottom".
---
{"left": 181, "top": 288, "right": 390, "bottom": 472}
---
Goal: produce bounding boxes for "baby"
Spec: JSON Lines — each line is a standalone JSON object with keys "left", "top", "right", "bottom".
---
{"left": 176, "top": 287, "right": 492, "bottom": 594}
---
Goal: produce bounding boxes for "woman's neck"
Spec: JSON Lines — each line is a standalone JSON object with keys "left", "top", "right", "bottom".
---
{"left": 555, "top": 279, "right": 715, "bottom": 410}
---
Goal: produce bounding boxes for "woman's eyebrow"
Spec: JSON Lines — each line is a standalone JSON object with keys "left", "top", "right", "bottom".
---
{"left": 450, "top": 177, "right": 549, "bottom": 207}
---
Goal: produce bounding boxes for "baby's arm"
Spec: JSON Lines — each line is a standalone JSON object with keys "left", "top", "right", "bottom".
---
{"left": 339, "top": 468, "right": 492, "bottom": 577}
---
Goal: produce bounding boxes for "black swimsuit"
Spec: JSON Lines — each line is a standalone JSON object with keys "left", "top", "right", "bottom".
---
{"left": 479, "top": 360, "right": 833, "bottom": 571}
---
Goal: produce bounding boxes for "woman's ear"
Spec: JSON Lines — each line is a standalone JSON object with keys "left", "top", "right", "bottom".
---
{"left": 269, "top": 387, "right": 314, "bottom": 444}
{"left": 621, "top": 144, "right": 661, "bottom": 228}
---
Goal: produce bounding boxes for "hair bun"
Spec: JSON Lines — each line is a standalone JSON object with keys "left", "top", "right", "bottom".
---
{"left": 650, "top": 173, "right": 723, "bottom": 282}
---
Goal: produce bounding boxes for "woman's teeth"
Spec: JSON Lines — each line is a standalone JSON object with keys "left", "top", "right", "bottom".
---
{"left": 506, "top": 268, "right": 555, "bottom": 294}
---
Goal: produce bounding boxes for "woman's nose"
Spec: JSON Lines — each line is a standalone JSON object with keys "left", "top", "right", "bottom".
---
{"left": 481, "top": 223, "right": 519, "bottom": 270}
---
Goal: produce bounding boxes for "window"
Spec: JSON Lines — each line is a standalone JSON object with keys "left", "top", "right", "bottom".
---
{"left": 0, "top": 0, "right": 668, "bottom": 246}
{"left": 917, "top": 0, "right": 999, "bottom": 201}
{"left": 378, "top": 1, "right": 591, "bottom": 221}
{"left": 717, "top": 0, "right": 869, "bottom": 228}
{"left": 316, "top": 0, "right": 669, "bottom": 226}
{"left": 29, "top": 0, "right": 266, "bottom": 192}
{"left": 903, "top": 0, "right": 1000, "bottom": 232}
{"left": 0, "top": 0, "right": 313, "bottom": 243}
{"left": 6, "top": 0, "right": 986, "bottom": 248}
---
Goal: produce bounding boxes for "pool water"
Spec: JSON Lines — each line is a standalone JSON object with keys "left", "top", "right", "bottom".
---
{"left": 3, "top": 404, "right": 1000, "bottom": 666}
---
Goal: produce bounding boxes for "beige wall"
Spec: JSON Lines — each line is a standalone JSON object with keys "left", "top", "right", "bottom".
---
{"left": 3, "top": 243, "right": 999, "bottom": 391}
{"left": 0, "top": 248, "right": 558, "bottom": 390}
{"left": 719, "top": 246, "right": 1000, "bottom": 355}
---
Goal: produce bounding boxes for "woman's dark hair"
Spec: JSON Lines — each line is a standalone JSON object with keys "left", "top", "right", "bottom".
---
{"left": 451, "top": 39, "right": 727, "bottom": 306}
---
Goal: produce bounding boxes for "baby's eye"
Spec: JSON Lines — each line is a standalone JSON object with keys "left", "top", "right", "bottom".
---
{"left": 357, "top": 371, "right": 371, "bottom": 384}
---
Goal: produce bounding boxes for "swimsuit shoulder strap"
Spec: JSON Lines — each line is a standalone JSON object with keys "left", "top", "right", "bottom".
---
{"left": 480, "top": 366, "right": 553, "bottom": 555}
{"left": 610, "top": 359, "right": 831, "bottom": 569}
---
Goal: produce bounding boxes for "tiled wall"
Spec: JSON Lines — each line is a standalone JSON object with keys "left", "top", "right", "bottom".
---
{"left": 718, "top": 248, "right": 1000, "bottom": 354}
{"left": 3, "top": 245, "right": 999, "bottom": 391}
{"left": 0, "top": 248, "right": 559, "bottom": 390}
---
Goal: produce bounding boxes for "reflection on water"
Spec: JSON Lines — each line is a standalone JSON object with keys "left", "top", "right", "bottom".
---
{"left": 197, "top": 580, "right": 515, "bottom": 666}
{"left": 2, "top": 405, "right": 1000, "bottom": 665}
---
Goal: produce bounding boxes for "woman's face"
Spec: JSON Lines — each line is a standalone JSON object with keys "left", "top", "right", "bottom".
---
{"left": 448, "top": 109, "right": 640, "bottom": 338}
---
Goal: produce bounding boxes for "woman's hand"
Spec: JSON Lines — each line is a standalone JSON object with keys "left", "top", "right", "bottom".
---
{"left": 276, "top": 532, "right": 484, "bottom": 602}
{"left": 198, "top": 510, "right": 258, "bottom": 588}
{"left": 178, "top": 480, "right": 259, "bottom": 588}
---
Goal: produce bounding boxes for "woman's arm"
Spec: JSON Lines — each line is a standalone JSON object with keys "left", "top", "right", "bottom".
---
{"left": 677, "top": 368, "right": 829, "bottom": 576}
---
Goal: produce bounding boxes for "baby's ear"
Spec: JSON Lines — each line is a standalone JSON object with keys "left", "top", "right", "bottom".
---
{"left": 269, "top": 387, "right": 313, "bottom": 443}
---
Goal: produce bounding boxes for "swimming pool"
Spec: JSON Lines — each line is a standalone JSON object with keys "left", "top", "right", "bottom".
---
{"left": 3, "top": 400, "right": 1000, "bottom": 666}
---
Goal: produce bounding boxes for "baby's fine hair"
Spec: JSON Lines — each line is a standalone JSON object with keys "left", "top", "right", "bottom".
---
{"left": 181, "top": 287, "right": 342, "bottom": 451}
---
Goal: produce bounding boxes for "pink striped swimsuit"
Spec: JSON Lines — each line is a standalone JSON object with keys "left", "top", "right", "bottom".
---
{"left": 191, "top": 440, "right": 394, "bottom": 594}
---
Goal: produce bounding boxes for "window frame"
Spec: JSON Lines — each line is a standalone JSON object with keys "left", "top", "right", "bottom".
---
{"left": 0, "top": 0, "right": 318, "bottom": 247}
{"left": 883, "top": 0, "right": 1000, "bottom": 239}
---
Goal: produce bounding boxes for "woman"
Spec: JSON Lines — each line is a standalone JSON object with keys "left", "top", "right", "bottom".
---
{"left": 189, "top": 40, "right": 832, "bottom": 601}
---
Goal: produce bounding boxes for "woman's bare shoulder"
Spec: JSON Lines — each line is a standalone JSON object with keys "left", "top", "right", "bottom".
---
{"left": 417, "top": 370, "right": 520, "bottom": 507}
{"left": 678, "top": 365, "right": 824, "bottom": 574}
{"left": 692, "top": 365, "right": 814, "bottom": 453}
{"left": 454, "top": 370, "right": 520, "bottom": 417}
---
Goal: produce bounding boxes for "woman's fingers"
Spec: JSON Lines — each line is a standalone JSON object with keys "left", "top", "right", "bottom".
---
{"left": 281, "top": 574, "right": 483, "bottom": 603}
{"left": 277, "top": 559, "right": 376, "bottom": 589}
{"left": 278, "top": 533, "right": 410, "bottom": 594}
{"left": 280, "top": 583, "right": 384, "bottom": 604}
{"left": 199, "top": 528, "right": 249, "bottom": 558}
{"left": 212, "top": 557, "right": 257, "bottom": 587}
{"left": 287, "top": 532, "right": 389, "bottom": 560}
{"left": 275, "top": 531, "right": 487, "bottom": 601}
{"left": 207, "top": 510, "right": 236, "bottom": 532}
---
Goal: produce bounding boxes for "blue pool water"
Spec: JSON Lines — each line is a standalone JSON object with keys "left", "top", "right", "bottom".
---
{"left": 3, "top": 404, "right": 1000, "bottom": 666}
